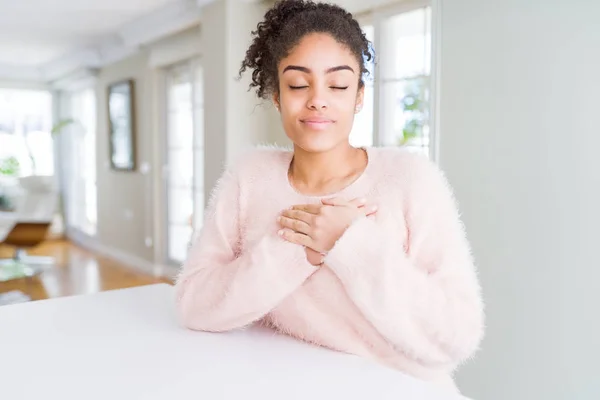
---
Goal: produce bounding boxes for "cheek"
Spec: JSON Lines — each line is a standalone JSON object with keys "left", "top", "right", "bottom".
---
{"left": 280, "top": 95, "right": 304, "bottom": 120}
{"left": 281, "top": 98, "right": 300, "bottom": 121}
{"left": 332, "top": 90, "right": 359, "bottom": 109}
{"left": 333, "top": 94, "right": 360, "bottom": 122}
{"left": 285, "top": 94, "right": 306, "bottom": 109}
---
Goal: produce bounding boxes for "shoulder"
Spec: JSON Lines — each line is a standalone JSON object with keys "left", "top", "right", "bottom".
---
{"left": 369, "top": 147, "right": 456, "bottom": 204}
{"left": 370, "top": 147, "right": 446, "bottom": 185}
{"left": 207, "top": 145, "right": 291, "bottom": 208}
{"left": 214, "top": 145, "right": 291, "bottom": 201}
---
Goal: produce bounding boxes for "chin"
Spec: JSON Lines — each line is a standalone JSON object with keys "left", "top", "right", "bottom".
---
{"left": 290, "top": 135, "right": 344, "bottom": 154}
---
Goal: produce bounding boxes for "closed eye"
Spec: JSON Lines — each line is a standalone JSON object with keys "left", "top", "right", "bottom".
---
{"left": 289, "top": 85, "right": 349, "bottom": 90}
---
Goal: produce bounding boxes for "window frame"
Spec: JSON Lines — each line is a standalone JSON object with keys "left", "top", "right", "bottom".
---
{"left": 356, "top": 0, "right": 441, "bottom": 161}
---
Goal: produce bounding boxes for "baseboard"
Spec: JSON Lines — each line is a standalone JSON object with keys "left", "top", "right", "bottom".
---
{"left": 67, "top": 228, "right": 174, "bottom": 279}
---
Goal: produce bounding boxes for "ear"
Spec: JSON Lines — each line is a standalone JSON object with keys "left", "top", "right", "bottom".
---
{"left": 355, "top": 86, "right": 365, "bottom": 114}
{"left": 273, "top": 92, "right": 280, "bottom": 112}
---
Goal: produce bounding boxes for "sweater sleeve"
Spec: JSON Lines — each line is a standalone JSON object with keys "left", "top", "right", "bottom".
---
{"left": 175, "top": 163, "right": 318, "bottom": 332}
{"left": 324, "top": 156, "right": 484, "bottom": 370}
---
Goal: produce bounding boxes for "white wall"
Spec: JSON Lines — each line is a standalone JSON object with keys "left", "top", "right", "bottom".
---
{"left": 201, "top": 0, "right": 281, "bottom": 198}
{"left": 439, "top": 1, "right": 600, "bottom": 399}
{"left": 95, "top": 52, "right": 157, "bottom": 264}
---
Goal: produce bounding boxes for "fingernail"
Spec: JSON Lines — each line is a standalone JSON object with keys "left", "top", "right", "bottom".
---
{"left": 278, "top": 229, "right": 284, "bottom": 236}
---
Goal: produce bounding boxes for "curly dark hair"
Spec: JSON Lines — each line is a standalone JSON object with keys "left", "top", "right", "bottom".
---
{"left": 239, "top": 0, "right": 374, "bottom": 99}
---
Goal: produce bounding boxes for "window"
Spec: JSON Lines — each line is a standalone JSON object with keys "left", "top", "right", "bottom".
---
{"left": 66, "top": 88, "right": 97, "bottom": 236}
{"left": 351, "top": 3, "right": 436, "bottom": 158}
{"left": 165, "top": 59, "right": 204, "bottom": 264}
{"left": 0, "top": 89, "right": 54, "bottom": 176}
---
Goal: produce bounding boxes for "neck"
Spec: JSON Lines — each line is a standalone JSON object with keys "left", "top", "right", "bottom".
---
{"left": 289, "top": 143, "right": 366, "bottom": 195}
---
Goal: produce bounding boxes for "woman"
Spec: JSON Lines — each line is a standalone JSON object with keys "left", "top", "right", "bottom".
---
{"left": 175, "top": 0, "right": 484, "bottom": 392}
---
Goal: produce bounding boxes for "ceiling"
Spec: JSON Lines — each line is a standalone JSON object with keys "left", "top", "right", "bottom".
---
{"left": 0, "top": 0, "right": 196, "bottom": 81}
{"left": 0, "top": 0, "right": 389, "bottom": 84}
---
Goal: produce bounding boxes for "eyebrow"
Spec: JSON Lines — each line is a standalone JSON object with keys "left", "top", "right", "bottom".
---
{"left": 282, "top": 65, "right": 355, "bottom": 74}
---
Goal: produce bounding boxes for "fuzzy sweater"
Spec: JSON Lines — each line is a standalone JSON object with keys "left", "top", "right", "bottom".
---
{"left": 175, "top": 146, "right": 485, "bottom": 392}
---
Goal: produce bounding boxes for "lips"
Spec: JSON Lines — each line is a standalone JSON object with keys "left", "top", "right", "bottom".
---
{"left": 300, "top": 117, "right": 335, "bottom": 130}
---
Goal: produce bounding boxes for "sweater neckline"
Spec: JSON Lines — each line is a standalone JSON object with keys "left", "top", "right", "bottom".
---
{"left": 281, "top": 146, "right": 375, "bottom": 200}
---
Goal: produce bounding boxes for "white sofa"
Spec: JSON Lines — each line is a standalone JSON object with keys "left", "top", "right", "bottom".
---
{"left": 0, "top": 176, "right": 58, "bottom": 282}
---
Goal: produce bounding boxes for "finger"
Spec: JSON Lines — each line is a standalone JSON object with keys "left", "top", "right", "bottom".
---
{"left": 280, "top": 209, "right": 315, "bottom": 225}
{"left": 362, "top": 204, "right": 378, "bottom": 216}
{"left": 278, "top": 216, "right": 311, "bottom": 235}
{"left": 348, "top": 197, "right": 368, "bottom": 207}
{"left": 321, "top": 197, "right": 347, "bottom": 206}
{"left": 321, "top": 197, "right": 367, "bottom": 207}
{"left": 278, "top": 228, "right": 312, "bottom": 247}
{"left": 290, "top": 203, "right": 322, "bottom": 214}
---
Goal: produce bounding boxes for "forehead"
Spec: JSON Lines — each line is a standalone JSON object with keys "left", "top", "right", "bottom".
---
{"left": 280, "top": 33, "right": 358, "bottom": 72}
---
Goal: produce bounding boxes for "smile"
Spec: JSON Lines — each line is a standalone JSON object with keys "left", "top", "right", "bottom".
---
{"left": 300, "top": 119, "right": 334, "bottom": 130}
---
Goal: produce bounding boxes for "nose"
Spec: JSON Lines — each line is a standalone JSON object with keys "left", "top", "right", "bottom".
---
{"left": 307, "top": 87, "right": 328, "bottom": 110}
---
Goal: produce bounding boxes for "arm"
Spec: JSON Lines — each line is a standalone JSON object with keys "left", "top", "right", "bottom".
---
{"left": 175, "top": 165, "right": 317, "bottom": 332}
{"left": 324, "top": 158, "right": 485, "bottom": 370}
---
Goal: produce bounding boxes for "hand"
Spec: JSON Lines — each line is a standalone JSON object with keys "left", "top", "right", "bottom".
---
{"left": 304, "top": 247, "right": 325, "bottom": 267}
{"left": 277, "top": 197, "right": 378, "bottom": 260}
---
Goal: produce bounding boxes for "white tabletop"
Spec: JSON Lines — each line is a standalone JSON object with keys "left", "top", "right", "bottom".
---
{"left": 0, "top": 284, "right": 467, "bottom": 400}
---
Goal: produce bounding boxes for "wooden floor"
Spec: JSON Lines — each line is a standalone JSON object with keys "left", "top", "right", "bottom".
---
{"left": 0, "top": 240, "right": 172, "bottom": 302}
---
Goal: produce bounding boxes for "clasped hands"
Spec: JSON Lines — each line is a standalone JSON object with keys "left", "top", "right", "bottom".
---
{"left": 277, "top": 197, "right": 378, "bottom": 266}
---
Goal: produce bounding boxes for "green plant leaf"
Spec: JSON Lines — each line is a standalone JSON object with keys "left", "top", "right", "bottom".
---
{"left": 51, "top": 118, "right": 76, "bottom": 135}
{"left": 0, "top": 156, "right": 20, "bottom": 176}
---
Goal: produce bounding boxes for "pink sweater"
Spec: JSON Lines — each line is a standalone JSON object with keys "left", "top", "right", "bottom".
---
{"left": 175, "top": 146, "right": 484, "bottom": 391}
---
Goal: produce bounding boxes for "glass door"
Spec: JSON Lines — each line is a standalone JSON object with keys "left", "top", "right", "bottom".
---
{"left": 165, "top": 59, "right": 204, "bottom": 264}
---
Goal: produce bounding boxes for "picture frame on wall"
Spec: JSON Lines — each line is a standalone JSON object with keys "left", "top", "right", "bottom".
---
{"left": 107, "top": 79, "right": 136, "bottom": 171}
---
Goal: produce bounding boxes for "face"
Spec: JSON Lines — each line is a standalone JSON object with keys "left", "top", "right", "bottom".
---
{"left": 274, "top": 33, "right": 364, "bottom": 153}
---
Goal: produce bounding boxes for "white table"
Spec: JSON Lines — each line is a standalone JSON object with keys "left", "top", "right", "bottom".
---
{"left": 0, "top": 284, "right": 468, "bottom": 400}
